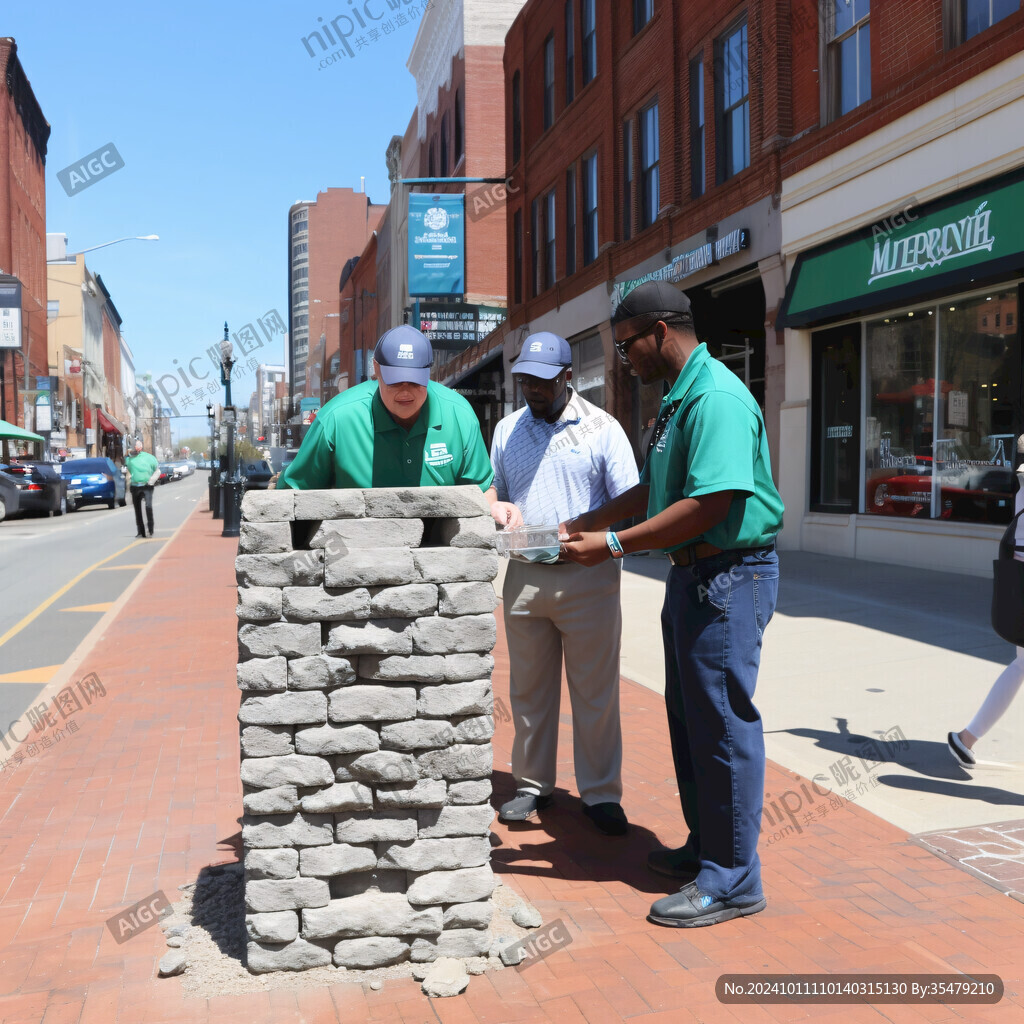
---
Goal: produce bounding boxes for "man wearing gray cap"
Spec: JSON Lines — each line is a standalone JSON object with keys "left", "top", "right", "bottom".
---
{"left": 563, "top": 282, "right": 783, "bottom": 926}
{"left": 280, "top": 326, "right": 521, "bottom": 528}
{"left": 491, "top": 332, "right": 639, "bottom": 835}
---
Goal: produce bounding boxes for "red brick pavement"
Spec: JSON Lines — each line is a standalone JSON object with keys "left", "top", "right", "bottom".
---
{"left": 1, "top": 507, "right": 1022, "bottom": 1023}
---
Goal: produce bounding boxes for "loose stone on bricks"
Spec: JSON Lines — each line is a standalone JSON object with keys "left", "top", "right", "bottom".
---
{"left": 237, "top": 488, "right": 498, "bottom": 974}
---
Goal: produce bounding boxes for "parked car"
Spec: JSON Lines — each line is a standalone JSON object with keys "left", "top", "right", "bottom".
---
{"left": 60, "top": 457, "right": 128, "bottom": 510}
{"left": 0, "top": 460, "right": 68, "bottom": 516}
{"left": 241, "top": 460, "right": 273, "bottom": 490}
{"left": 158, "top": 463, "right": 174, "bottom": 484}
{"left": 0, "top": 471, "right": 20, "bottom": 523}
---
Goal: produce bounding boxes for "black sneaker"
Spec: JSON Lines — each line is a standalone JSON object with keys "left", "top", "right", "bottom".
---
{"left": 947, "top": 731, "right": 975, "bottom": 768}
{"left": 498, "top": 791, "right": 552, "bottom": 822}
{"left": 582, "top": 802, "right": 628, "bottom": 836}
{"left": 647, "top": 846, "right": 699, "bottom": 880}
{"left": 135, "top": 533, "right": 146, "bottom": 538}
{"left": 648, "top": 881, "right": 766, "bottom": 928}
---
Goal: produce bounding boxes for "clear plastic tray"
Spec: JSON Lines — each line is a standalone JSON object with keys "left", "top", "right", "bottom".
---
{"left": 494, "top": 524, "right": 561, "bottom": 563}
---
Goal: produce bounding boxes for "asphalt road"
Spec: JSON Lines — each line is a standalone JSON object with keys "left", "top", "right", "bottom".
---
{"left": 0, "top": 471, "right": 210, "bottom": 748}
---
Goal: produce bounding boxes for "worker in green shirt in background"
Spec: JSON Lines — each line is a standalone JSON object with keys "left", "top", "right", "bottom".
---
{"left": 279, "top": 325, "right": 522, "bottom": 528}
{"left": 124, "top": 440, "right": 160, "bottom": 538}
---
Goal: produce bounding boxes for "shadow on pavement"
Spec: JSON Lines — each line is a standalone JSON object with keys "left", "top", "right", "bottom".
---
{"left": 490, "top": 769, "right": 674, "bottom": 896}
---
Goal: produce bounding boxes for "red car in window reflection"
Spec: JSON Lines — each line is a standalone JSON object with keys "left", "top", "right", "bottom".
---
{"left": 868, "top": 457, "right": 1015, "bottom": 522}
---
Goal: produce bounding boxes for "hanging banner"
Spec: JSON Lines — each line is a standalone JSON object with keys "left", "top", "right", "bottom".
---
{"left": 0, "top": 279, "right": 22, "bottom": 349}
{"left": 408, "top": 194, "right": 465, "bottom": 297}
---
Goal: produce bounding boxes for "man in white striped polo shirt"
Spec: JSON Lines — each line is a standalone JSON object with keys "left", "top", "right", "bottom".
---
{"left": 491, "top": 332, "right": 639, "bottom": 836}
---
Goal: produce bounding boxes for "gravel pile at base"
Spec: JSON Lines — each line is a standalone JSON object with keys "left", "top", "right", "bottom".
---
{"left": 164, "top": 861, "right": 538, "bottom": 998}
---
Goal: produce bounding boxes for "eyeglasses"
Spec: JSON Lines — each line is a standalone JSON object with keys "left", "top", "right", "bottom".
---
{"left": 613, "top": 313, "right": 691, "bottom": 364}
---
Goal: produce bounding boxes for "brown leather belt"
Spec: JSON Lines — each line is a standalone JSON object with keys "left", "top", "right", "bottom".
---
{"left": 666, "top": 542, "right": 723, "bottom": 566}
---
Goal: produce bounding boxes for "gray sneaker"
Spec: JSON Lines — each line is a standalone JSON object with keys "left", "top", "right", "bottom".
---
{"left": 498, "top": 791, "right": 552, "bottom": 822}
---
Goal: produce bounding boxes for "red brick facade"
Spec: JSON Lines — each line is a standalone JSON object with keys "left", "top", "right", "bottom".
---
{"left": 0, "top": 39, "right": 49, "bottom": 430}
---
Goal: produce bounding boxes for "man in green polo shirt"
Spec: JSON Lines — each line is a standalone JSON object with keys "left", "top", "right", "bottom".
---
{"left": 124, "top": 440, "right": 160, "bottom": 538}
{"left": 562, "top": 281, "right": 783, "bottom": 928}
{"left": 279, "top": 326, "right": 521, "bottom": 527}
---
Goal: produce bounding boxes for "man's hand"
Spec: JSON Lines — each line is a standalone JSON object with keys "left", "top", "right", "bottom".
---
{"left": 490, "top": 501, "right": 524, "bottom": 529}
{"left": 560, "top": 531, "right": 611, "bottom": 567}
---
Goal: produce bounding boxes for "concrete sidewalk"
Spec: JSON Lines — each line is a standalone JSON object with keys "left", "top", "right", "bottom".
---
{"left": 0, "top": 507, "right": 1022, "bottom": 1023}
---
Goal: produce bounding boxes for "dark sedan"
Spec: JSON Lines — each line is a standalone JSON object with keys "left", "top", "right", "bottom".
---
{"left": 0, "top": 461, "right": 68, "bottom": 516}
{"left": 61, "top": 457, "right": 128, "bottom": 511}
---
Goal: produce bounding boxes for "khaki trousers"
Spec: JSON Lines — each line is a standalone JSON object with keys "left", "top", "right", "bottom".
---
{"left": 502, "top": 557, "right": 624, "bottom": 806}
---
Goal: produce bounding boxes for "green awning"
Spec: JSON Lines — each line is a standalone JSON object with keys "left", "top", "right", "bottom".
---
{"left": 0, "top": 418, "right": 44, "bottom": 443}
{"left": 777, "top": 166, "right": 1024, "bottom": 328}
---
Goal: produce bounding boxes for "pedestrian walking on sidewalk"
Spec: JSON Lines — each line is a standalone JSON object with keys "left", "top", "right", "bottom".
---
{"left": 490, "top": 332, "right": 639, "bottom": 836}
{"left": 562, "top": 281, "right": 784, "bottom": 927}
{"left": 124, "top": 440, "right": 160, "bottom": 538}
{"left": 948, "top": 443, "right": 1024, "bottom": 768}
{"left": 278, "top": 326, "right": 520, "bottom": 527}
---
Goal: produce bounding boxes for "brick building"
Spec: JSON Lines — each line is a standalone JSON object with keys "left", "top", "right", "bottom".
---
{"left": 0, "top": 39, "right": 49, "bottom": 432}
{"left": 494, "top": 0, "right": 788, "bottom": 464}
{"left": 776, "top": 0, "right": 1024, "bottom": 574}
{"left": 287, "top": 187, "right": 385, "bottom": 406}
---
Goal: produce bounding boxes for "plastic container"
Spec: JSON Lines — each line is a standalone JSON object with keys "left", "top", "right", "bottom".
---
{"left": 494, "top": 524, "right": 562, "bottom": 563}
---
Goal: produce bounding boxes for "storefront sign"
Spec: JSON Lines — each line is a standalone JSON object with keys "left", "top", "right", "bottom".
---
{"left": 0, "top": 279, "right": 22, "bottom": 349}
{"left": 408, "top": 194, "right": 465, "bottom": 297}
{"left": 779, "top": 169, "right": 1024, "bottom": 327}
{"left": 35, "top": 393, "right": 52, "bottom": 432}
{"left": 612, "top": 228, "right": 750, "bottom": 308}
{"left": 418, "top": 303, "right": 505, "bottom": 350}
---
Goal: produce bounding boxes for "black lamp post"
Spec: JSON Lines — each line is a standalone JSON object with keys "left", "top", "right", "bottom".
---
{"left": 219, "top": 323, "right": 242, "bottom": 537}
{"left": 207, "top": 401, "right": 220, "bottom": 517}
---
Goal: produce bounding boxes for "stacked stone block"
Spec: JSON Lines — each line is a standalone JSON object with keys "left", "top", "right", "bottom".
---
{"left": 235, "top": 486, "right": 499, "bottom": 973}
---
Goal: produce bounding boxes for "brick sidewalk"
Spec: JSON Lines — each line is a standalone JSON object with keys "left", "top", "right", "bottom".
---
{"left": 1, "top": 507, "right": 1022, "bottom": 1023}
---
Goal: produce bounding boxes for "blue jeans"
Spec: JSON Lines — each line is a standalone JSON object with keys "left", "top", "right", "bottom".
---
{"left": 661, "top": 547, "right": 779, "bottom": 902}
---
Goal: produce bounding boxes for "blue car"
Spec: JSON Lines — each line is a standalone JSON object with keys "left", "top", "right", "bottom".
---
{"left": 61, "top": 457, "right": 127, "bottom": 511}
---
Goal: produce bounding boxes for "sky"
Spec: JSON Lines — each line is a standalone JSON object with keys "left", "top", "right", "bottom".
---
{"left": 5, "top": 0, "right": 421, "bottom": 443}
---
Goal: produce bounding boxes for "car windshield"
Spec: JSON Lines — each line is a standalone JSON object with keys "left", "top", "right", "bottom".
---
{"left": 62, "top": 460, "right": 107, "bottom": 473}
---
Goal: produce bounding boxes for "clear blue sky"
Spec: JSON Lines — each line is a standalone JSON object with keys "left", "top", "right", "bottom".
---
{"left": 5, "top": 0, "right": 420, "bottom": 442}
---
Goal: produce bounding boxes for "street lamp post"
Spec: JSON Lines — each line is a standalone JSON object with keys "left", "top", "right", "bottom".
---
{"left": 207, "top": 401, "right": 220, "bottom": 518}
{"left": 219, "top": 323, "right": 242, "bottom": 537}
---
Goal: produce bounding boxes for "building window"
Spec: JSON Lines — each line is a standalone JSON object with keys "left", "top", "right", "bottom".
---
{"left": 582, "top": 0, "right": 597, "bottom": 84}
{"left": 292, "top": 290, "right": 308, "bottom": 304}
{"left": 428, "top": 139, "right": 436, "bottom": 178}
{"left": 963, "top": 0, "right": 1020, "bottom": 40}
{"left": 828, "top": 0, "right": 871, "bottom": 118}
{"left": 566, "top": 167, "right": 577, "bottom": 275}
{"left": 864, "top": 291, "right": 1019, "bottom": 524}
{"left": 454, "top": 90, "right": 464, "bottom": 163}
{"left": 622, "top": 119, "right": 633, "bottom": 241}
{"left": 572, "top": 334, "right": 606, "bottom": 408}
{"left": 512, "top": 72, "right": 522, "bottom": 164}
{"left": 513, "top": 209, "right": 523, "bottom": 304}
{"left": 715, "top": 20, "right": 749, "bottom": 182}
{"left": 565, "top": 1, "right": 576, "bottom": 103}
{"left": 544, "top": 34, "right": 556, "bottom": 130}
{"left": 292, "top": 242, "right": 307, "bottom": 259}
{"left": 440, "top": 113, "right": 449, "bottom": 176}
{"left": 582, "top": 153, "right": 598, "bottom": 265}
{"left": 545, "top": 189, "right": 557, "bottom": 289}
{"left": 531, "top": 198, "right": 542, "bottom": 297}
{"left": 633, "top": 0, "right": 653, "bottom": 34}
{"left": 690, "top": 57, "right": 705, "bottom": 198}
{"left": 639, "top": 101, "right": 659, "bottom": 229}
{"left": 291, "top": 219, "right": 308, "bottom": 234}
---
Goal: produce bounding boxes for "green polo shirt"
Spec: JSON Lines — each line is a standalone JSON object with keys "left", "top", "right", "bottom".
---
{"left": 641, "top": 343, "right": 784, "bottom": 551}
{"left": 125, "top": 451, "right": 158, "bottom": 486}
{"left": 279, "top": 380, "right": 495, "bottom": 491}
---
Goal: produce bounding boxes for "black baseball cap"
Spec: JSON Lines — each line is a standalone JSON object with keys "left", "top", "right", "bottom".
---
{"left": 373, "top": 325, "right": 432, "bottom": 386}
{"left": 612, "top": 281, "right": 693, "bottom": 325}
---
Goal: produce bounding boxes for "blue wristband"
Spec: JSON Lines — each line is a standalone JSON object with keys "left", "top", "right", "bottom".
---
{"left": 605, "top": 531, "right": 624, "bottom": 558}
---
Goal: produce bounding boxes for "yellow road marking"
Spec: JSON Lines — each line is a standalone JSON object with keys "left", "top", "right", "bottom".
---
{"left": 0, "top": 540, "right": 148, "bottom": 650}
{"left": 96, "top": 564, "right": 147, "bottom": 570}
{"left": 61, "top": 603, "right": 114, "bottom": 613}
{"left": 0, "top": 665, "right": 61, "bottom": 684}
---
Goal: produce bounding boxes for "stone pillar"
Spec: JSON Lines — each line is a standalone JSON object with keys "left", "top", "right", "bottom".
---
{"left": 235, "top": 486, "right": 499, "bottom": 974}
